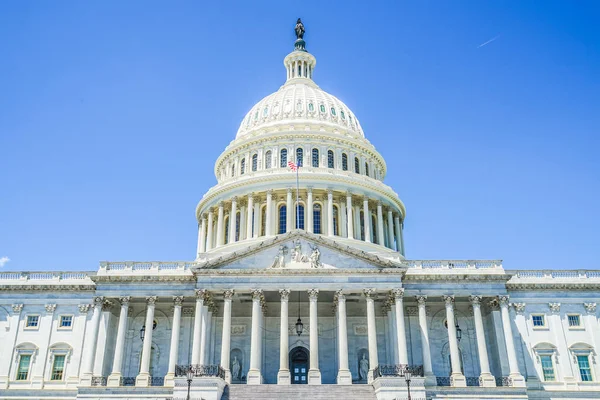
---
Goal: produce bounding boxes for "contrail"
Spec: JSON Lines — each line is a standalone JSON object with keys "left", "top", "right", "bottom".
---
{"left": 478, "top": 35, "right": 501, "bottom": 48}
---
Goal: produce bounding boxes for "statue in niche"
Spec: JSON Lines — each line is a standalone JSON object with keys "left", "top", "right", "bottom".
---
{"left": 295, "top": 18, "right": 305, "bottom": 40}
{"left": 271, "top": 245, "right": 287, "bottom": 268}
{"left": 359, "top": 353, "right": 369, "bottom": 381}
{"left": 231, "top": 355, "right": 241, "bottom": 381}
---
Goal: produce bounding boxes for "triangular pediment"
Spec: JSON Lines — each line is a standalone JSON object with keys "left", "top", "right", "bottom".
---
{"left": 193, "top": 231, "right": 403, "bottom": 271}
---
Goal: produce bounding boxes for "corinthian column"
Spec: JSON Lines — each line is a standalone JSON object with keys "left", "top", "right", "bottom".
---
{"left": 416, "top": 296, "right": 435, "bottom": 384}
{"left": 286, "top": 188, "right": 293, "bottom": 232}
{"left": 247, "top": 290, "right": 263, "bottom": 384}
{"left": 394, "top": 215, "right": 401, "bottom": 253}
{"left": 136, "top": 296, "right": 157, "bottom": 387}
{"left": 306, "top": 188, "right": 314, "bottom": 233}
{"left": 278, "top": 289, "right": 291, "bottom": 384}
{"left": 80, "top": 296, "right": 104, "bottom": 385}
{"left": 220, "top": 290, "right": 234, "bottom": 383}
{"left": 165, "top": 296, "right": 184, "bottom": 386}
{"left": 336, "top": 291, "right": 352, "bottom": 384}
{"left": 266, "top": 190, "right": 273, "bottom": 236}
{"left": 327, "top": 190, "right": 334, "bottom": 236}
{"left": 376, "top": 202, "right": 384, "bottom": 245}
{"left": 391, "top": 289, "right": 408, "bottom": 365}
{"left": 443, "top": 295, "right": 466, "bottom": 387}
{"left": 386, "top": 210, "right": 394, "bottom": 249}
{"left": 216, "top": 202, "right": 225, "bottom": 247}
{"left": 246, "top": 194, "right": 254, "bottom": 239}
{"left": 363, "top": 198, "right": 371, "bottom": 243}
{"left": 346, "top": 193, "right": 354, "bottom": 239}
{"left": 308, "top": 289, "right": 321, "bottom": 384}
{"left": 499, "top": 295, "right": 526, "bottom": 387}
{"left": 229, "top": 197, "right": 238, "bottom": 243}
{"left": 107, "top": 296, "right": 130, "bottom": 386}
{"left": 197, "top": 215, "right": 207, "bottom": 256}
{"left": 206, "top": 209, "right": 214, "bottom": 251}
{"left": 191, "top": 290, "right": 205, "bottom": 364}
{"left": 469, "top": 295, "right": 495, "bottom": 387}
{"left": 364, "top": 289, "right": 378, "bottom": 383}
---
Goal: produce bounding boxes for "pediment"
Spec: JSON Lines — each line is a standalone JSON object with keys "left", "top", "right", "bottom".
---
{"left": 194, "top": 231, "right": 403, "bottom": 271}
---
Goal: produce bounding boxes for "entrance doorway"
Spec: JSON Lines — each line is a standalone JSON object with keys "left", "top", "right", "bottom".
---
{"left": 290, "top": 347, "right": 309, "bottom": 384}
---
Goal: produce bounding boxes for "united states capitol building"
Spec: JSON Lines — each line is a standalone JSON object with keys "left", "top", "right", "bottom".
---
{"left": 1, "top": 20, "right": 599, "bottom": 400}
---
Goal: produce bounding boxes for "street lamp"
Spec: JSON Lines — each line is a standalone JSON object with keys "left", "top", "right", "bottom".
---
{"left": 139, "top": 325, "right": 146, "bottom": 342}
{"left": 186, "top": 366, "right": 194, "bottom": 400}
{"left": 295, "top": 291, "right": 303, "bottom": 336}
{"left": 404, "top": 366, "right": 412, "bottom": 400}
{"left": 455, "top": 320, "right": 462, "bottom": 343}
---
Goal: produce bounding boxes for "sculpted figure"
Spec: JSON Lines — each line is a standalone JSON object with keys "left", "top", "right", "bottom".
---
{"left": 231, "top": 356, "right": 241, "bottom": 380}
{"left": 359, "top": 353, "right": 369, "bottom": 381}
{"left": 309, "top": 246, "right": 321, "bottom": 268}
{"left": 271, "top": 245, "right": 287, "bottom": 268}
{"left": 295, "top": 18, "right": 305, "bottom": 40}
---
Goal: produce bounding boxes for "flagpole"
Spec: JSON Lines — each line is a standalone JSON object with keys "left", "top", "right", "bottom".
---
{"left": 296, "top": 166, "right": 300, "bottom": 230}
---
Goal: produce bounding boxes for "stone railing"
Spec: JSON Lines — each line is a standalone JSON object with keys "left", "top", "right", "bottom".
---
{"left": 508, "top": 270, "right": 600, "bottom": 289}
{"left": 92, "top": 376, "right": 163, "bottom": 387}
{"left": 98, "top": 261, "right": 198, "bottom": 274}
{"left": 435, "top": 376, "right": 513, "bottom": 387}
{"left": 0, "top": 271, "right": 94, "bottom": 281}
{"left": 511, "top": 270, "right": 600, "bottom": 279}
{"left": 373, "top": 364, "right": 424, "bottom": 378}
{"left": 175, "top": 364, "right": 225, "bottom": 379}
{"left": 403, "top": 260, "right": 503, "bottom": 270}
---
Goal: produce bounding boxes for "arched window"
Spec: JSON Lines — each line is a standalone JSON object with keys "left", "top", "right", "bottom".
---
{"left": 296, "top": 148, "right": 304, "bottom": 167}
{"left": 252, "top": 154, "right": 258, "bottom": 172}
{"left": 327, "top": 150, "right": 334, "bottom": 168}
{"left": 265, "top": 151, "right": 272, "bottom": 169}
{"left": 312, "top": 149, "right": 319, "bottom": 167}
{"left": 342, "top": 153, "right": 348, "bottom": 171}
{"left": 280, "top": 149, "right": 288, "bottom": 168}
{"left": 240, "top": 159, "right": 246, "bottom": 175}
{"left": 365, "top": 162, "right": 369, "bottom": 177}
{"left": 354, "top": 157, "right": 360, "bottom": 173}
{"left": 295, "top": 204, "right": 305, "bottom": 230}
{"left": 278, "top": 205, "right": 287, "bottom": 234}
{"left": 313, "top": 204, "right": 322, "bottom": 234}
{"left": 333, "top": 205, "right": 339, "bottom": 236}
{"left": 231, "top": 165, "right": 235, "bottom": 177}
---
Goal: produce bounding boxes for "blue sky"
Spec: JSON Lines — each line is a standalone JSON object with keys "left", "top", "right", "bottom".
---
{"left": 1, "top": 1, "right": 599, "bottom": 271}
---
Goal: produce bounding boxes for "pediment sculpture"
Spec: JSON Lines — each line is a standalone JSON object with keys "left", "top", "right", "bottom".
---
{"left": 270, "top": 239, "right": 322, "bottom": 269}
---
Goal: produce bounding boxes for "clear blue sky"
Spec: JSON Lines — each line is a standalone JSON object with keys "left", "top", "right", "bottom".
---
{"left": 1, "top": 1, "right": 599, "bottom": 271}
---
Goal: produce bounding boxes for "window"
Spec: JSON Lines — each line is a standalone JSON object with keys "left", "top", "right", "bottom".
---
{"left": 330, "top": 107, "right": 336, "bottom": 116}
{"left": 263, "top": 106, "right": 268, "bottom": 116}
{"left": 568, "top": 314, "right": 581, "bottom": 327}
{"left": 342, "top": 153, "right": 348, "bottom": 171}
{"left": 532, "top": 314, "right": 546, "bottom": 328}
{"left": 295, "top": 204, "right": 305, "bottom": 230}
{"left": 252, "top": 154, "right": 258, "bottom": 172}
{"left": 16, "top": 354, "right": 31, "bottom": 381}
{"left": 540, "top": 355, "right": 555, "bottom": 381}
{"left": 240, "top": 158, "right": 246, "bottom": 175}
{"left": 280, "top": 149, "right": 288, "bottom": 168}
{"left": 327, "top": 150, "right": 334, "bottom": 168}
{"left": 296, "top": 148, "right": 304, "bottom": 167}
{"left": 312, "top": 149, "right": 319, "bottom": 167}
{"left": 51, "top": 355, "right": 65, "bottom": 381}
{"left": 279, "top": 205, "right": 287, "bottom": 234}
{"left": 313, "top": 204, "right": 322, "bottom": 234}
{"left": 26, "top": 315, "right": 39, "bottom": 328}
{"left": 365, "top": 162, "right": 369, "bottom": 177}
{"left": 231, "top": 165, "right": 235, "bottom": 177}
{"left": 578, "top": 355, "right": 593, "bottom": 381}
{"left": 319, "top": 104, "right": 325, "bottom": 113}
{"left": 308, "top": 102, "right": 314, "bottom": 112}
{"left": 265, "top": 151, "right": 272, "bottom": 169}
{"left": 59, "top": 316, "right": 73, "bottom": 329}
{"left": 333, "top": 205, "right": 339, "bottom": 236}
{"left": 354, "top": 157, "right": 360, "bottom": 174}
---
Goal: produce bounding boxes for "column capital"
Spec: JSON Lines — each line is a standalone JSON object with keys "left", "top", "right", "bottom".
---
{"left": 442, "top": 295, "right": 455, "bottom": 307}
{"left": 11, "top": 304, "right": 23, "bottom": 313}
{"left": 391, "top": 288, "right": 404, "bottom": 299}
{"left": 363, "top": 288, "right": 376, "bottom": 299}
{"left": 195, "top": 289, "right": 207, "bottom": 299}
{"left": 279, "top": 289, "right": 291, "bottom": 300}
{"left": 416, "top": 295, "right": 427, "bottom": 306}
{"left": 93, "top": 296, "right": 105, "bottom": 307}
{"left": 327, "top": 189, "right": 333, "bottom": 196}
{"left": 146, "top": 296, "right": 158, "bottom": 306}
{"left": 498, "top": 295, "right": 510, "bottom": 307}
{"left": 231, "top": 196, "right": 238, "bottom": 202}
{"left": 267, "top": 189, "right": 273, "bottom": 195}
{"left": 334, "top": 289, "right": 346, "bottom": 301}
{"left": 287, "top": 187, "right": 293, "bottom": 194}
{"left": 513, "top": 303, "right": 526, "bottom": 313}
{"left": 377, "top": 200, "right": 383, "bottom": 207}
{"left": 201, "top": 213, "right": 208, "bottom": 220}
{"left": 346, "top": 191, "right": 352, "bottom": 198}
{"left": 307, "top": 187, "right": 313, "bottom": 194}
{"left": 218, "top": 201, "right": 224, "bottom": 208}
{"left": 119, "top": 296, "right": 131, "bottom": 306}
{"left": 584, "top": 302, "right": 597, "bottom": 314}
{"left": 469, "top": 295, "right": 483, "bottom": 306}
{"left": 102, "top": 300, "right": 114, "bottom": 311}
{"left": 173, "top": 296, "right": 184, "bottom": 306}
{"left": 45, "top": 304, "right": 57, "bottom": 314}
{"left": 78, "top": 304, "right": 91, "bottom": 314}
{"left": 251, "top": 289, "right": 263, "bottom": 300}
{"left": 248, "top": 192, "right": 254, "bottom": 199}
{"left": 223, "top": 290, "right": 235, "bottom": 300}
{"left": 487, "top": 298, "right": 500, "bottom": 311}
{"left": 308, "top": 288, "right": 319, "bottom": 300}
{"left": 549, "top": 302, "right": 561, "bottom": 313}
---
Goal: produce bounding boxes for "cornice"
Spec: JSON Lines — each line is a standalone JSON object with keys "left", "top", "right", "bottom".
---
{"left": 0, "top": 284, "right": 95, "bottom": 291}
{"left": 193, "top": 268, "right": 405, "bottom": 277}
{"left": 91, "top": 275, "right": 197, "bottom": 284}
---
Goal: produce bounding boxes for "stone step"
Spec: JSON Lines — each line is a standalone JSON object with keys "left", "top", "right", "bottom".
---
{"left": 223, "top": 384, "right": 376, "bottom": 400}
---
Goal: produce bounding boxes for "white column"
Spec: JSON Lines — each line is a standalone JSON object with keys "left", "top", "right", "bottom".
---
{"left": 278, "top": 289, "right": 291, "bottom": 384}
{"left": 191, "top": 290, "right": 205, "bottom": 364}
{"left": 165, "top": 296, "right": 183, "bottom": 386}
{"left": 239, "top": 205, "right": 246, "bottom": 241}
{"left": 197, "top": 216, "right": 207, "bottom": 256}
{"left": 206, "top": 210, "right": 214, "bottom": 251}
{"left": 336, "top": 291, "right": 352, "bottom": 384}
{"left": 306, "top": 188, "right": 314, "bottom": 233}
{"left": 246, "top": 194, "right": 254, "bottom": 239}
{"left": 354, "top": 205, "right": 361, "bottom": 239}
{"left": 469, "top": 295, "right": 496, "bottom": 387}
{"left": 364, "top": 289, "right": 378, "bottom": 383}
{"left": 340, "top": 201, "right": 347, "bottom": 237}
{"left": 253, "top": 200, "right": 260, "bottom": 238}
{"left": 248, "top": 290, "right": 263, "bottom": 384}
{"left": 327, "top": 190, "right": 334, "bottom": 236}
{"left": 392, "top": 289, "right": 409, "bottom": 365}
{"left": 346, "top": 193, "right": 354, "bottom": 239}
{"left": 363, "top": 198, "right": 371, "bottom": 243}
{"left": 136, "top": 296, "right": 157, "bottom": 387}
{"left": 286, "top": 188, "right": 293, "bottom": 232}
{"left": 80, "top": 296, "right": 103, "bottom": 385}
{"left": 416, "top": 296, "right": 435, "bottom": 383}
{"left": 266, "top": 190, "right": 273, "bottom": 236}
{"left": 220, "top": 290, "right": 234, "bottom": 383}
{"left": 499, "top": 295, "right": 526, "bottom": 387}
{"left": 107, "top": 296, "right": 131, "bottom": 386}
{"left": 199, "top": 302, "right": 209, "bottom": 364}
{"left": 216, "top": 202, "right": 225, "bottom": 247}
{"left": 376, "top": 202, "right": 384, "bottom": 245}
{"left": 229, "top": 197, "right": 237, "bottom": 243}
{"left": 399, "top": 218, "right": 405, "bottom": 255}
{"left": 308, "top": 289, "right": 321, "bottom": 384}
{"left": 394, "top": 215, "right": 402, "bottom": 253}
{"left": 442, "top": 295, "right": 466, "bottom": 387}
{"left": 386, "top": 210, "right": 394, "bottom": 250}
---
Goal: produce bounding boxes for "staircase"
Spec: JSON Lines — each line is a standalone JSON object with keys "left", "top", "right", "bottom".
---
{"left": 223, "top": 384, "right": 377, "bottom": 400}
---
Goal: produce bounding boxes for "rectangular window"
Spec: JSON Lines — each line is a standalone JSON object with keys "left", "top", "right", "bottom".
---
{"left": 26, "top": 315, "right": 39, "bottom": 328}
{"left": 51, "top": 355, "right": 65, "bottom": 381}
{"left": 59, "top": 315, "right": 73, "bottom": 328}
{"left": 568, "top": 314, "right": 581, "bottom": 327}
{"left": 16, "top": 354, "right": 31, "bottom": 381}
{"left": 578, "top": 355, "right": 593, "bottom": 381}
{"left": 532, "top": 314, "right": 545, "bottom": 327}
{"left": 540, "top": 355, "right": 555, "bottom": 381}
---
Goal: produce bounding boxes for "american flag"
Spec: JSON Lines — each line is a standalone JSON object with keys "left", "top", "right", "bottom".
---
{"left": 288, "top": 161, "right": 298, "bottom": 171}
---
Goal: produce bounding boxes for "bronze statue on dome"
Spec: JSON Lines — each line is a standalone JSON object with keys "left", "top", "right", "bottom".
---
{"left": 295, "top": 18, "right": 305, "bottom": 40}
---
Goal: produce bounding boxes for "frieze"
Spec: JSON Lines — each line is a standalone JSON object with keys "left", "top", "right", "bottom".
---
{"left": 353, "top": 325, "right": 368, "bottom": 336}
{"left": 231, "top": 325, "right": 246, "bottom": 336}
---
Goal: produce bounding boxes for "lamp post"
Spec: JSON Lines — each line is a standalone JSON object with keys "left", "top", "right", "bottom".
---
{"left": 186, "top": 366, "right": 194, "bottom": 400}
{"left": 139, "top": 325, "right": 146, "bottom": 341}
{"left": 295, "top": 291, "right": 303, "bottom": 336}
{"left": 404, "top": 366, "right": 412, "bottom": 400}
{"left": 455, "top": 320, "right": 462, "bottom": 343}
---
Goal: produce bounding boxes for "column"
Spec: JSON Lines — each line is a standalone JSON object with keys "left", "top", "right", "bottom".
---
{"left": 248, "top": 290, "right": 263, "bottom": 384}
{"left": 199, "top": 300, "right": 209, "bottom": 364}
{"left": 239, "top": 205, "right": 246, "bottom": 241}
{"left": 376, "top": 202, "right": 384, "bottom": 245}
{"left": 136, "top": 296, "right": 157, "bottom": 387}
{"left": 399, "top": 218, "right": 405, "bottom": 255}
{"left": 416, "top": 296, "right": 435, "bottom": 384}
{"left": 80, "top": 296, "right": 104, "bottom": 385}
{"left": 286, "top": 188, "right": 293, "bottom": 232}
{"left": 306, "top": 188, "right": 314, "bottom": 233}
{"left": 364, "top": 289, "right": 378, "bottom": 383}
{"left": 220, "top": 290, "right": 234, "bottom": 383}
{"left": 442, "top": 295, "right": 466, "bottom": 387}
{"left": 206, "top": 209, "right": 214, "bottom": 251}
{"left": 394, "top": 215, "right": 402, "bottom": 253}
{"left": 229, "top": 197, "right": 238, "bottom": 243}
{"left": 107, "top": 296, "right": 130, "bottom": 386}
{"left": 346, "top": 193, "right": 354, "bottom": 239}
{"left": 278, "top": 290, "right": 291, "bottom": 384}
{"left": 246, "top": 194, "right": 254, "bottom": 239}
{"left": 191, "top": 290, "right": 205, "bottom": 364}
{"left": 253, "top": 200, "right": 260, "bottom": 238}
{"left": 336, "top": 291, "right": 352, "bottom": 384}
{"left": 165, "top": 296, "right": 184, "bottom": 386}
{"left": 469, "top": 296, "right": 495, "bottom": 387}
{"left": 340, "top": 201, "right": 347, "bottom": 237}
{"left": 391, "top": 289, "right": 408, "bottom": 365}
{"left": 308, "top": 289, "right": 321, "bottom": 384}
{"left": 363, "top": 198, "right": 371, "bottom": 243}
{"left": 216, "top": 202, "right": 225, "bottom": 246}
{"left": 197, "top": 216, "right": 207, "bottom": 256}
{"left": 499, "top": 295, "right": 526, "bottom": 387}
{"left": 354, "top": 205, "right": 361, "bottom": 239}
{"left": 327, "top": 190, "right": 334, "bottom": 236}
{"left": 266, "top": 190, "right": 273, "bottom": 236}
{"left": 386, "top": 210, "right": 394, "bottom": 250}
